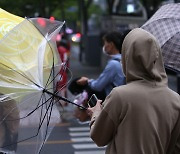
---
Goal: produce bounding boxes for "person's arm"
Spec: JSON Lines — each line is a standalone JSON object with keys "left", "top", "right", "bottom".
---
{"left": 76, "top": 77, "right": 89, "bottom": 85}
{"left": 89, "top": 108, "right": 115, "bottom": 147}
{"left": 87, "top": 89, "right": 120, "bottom": 146}
{"left": 89, "top": 61, "right": 115, "bottom": 92}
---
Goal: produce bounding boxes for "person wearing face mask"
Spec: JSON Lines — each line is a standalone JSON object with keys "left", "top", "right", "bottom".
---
{"left": 71, "top": 31, "right": 129, "bottom": 122}
{"left": 76, "top": 31, "right": 129, "bottom": 100}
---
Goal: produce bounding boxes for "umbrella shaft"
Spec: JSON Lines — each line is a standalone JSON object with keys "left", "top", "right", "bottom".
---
{"left": 43, "top": 89, "right": 87, "bottom": 110}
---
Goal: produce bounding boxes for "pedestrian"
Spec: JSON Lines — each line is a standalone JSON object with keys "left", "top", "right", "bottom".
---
{"left": 56, "top": 36, "right": 70, "bottom": 106}
{"left": 0, "top": 94, "right": 20, "bottom": 154}
{"left": 76, "top": 31, "right": 128, "bottom": 99}
{"left": 72, "top": 30, "right": 129, "bottom": 122}
{"left": 87, "top": 28, "right": 180, "bottom": 154}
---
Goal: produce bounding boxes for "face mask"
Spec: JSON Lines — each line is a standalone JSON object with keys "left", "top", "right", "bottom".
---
{"left": 102, "top": 46, "right": 109, "bottom": 56}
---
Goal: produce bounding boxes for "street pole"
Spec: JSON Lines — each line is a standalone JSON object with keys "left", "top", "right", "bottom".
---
{"left": 39, "top": 0, "right": 46, "bottom": 17}
{"left": 177, "top": 73, "right": 180, "bottom": 95}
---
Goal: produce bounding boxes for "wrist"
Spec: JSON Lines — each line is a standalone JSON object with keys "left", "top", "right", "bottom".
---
{"left": 88, "top": 79, "right": 93, "bottom": 84}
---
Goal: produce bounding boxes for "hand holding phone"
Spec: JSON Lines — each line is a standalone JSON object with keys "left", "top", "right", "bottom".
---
{"left": 88, "top": 94, "right": 98, "bottom": 107}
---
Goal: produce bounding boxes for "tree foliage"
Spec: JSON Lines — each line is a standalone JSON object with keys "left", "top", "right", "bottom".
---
{"left": 0, "top": 0, "right": 166, "bottom": 33}
{"left": 0, "top": 0, "right": 78, "bottom": 19}
{"left": 139, "top": 0, "right": 164, "bottom": 18}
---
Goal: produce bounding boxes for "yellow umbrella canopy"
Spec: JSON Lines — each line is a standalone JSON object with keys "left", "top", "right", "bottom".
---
{"left": 0, "top": 18, "right": 61, "bottom": 93}
{"left": 0, "top": 9, "right": 65, "bottom": 154}
{"left": 0, "top": 8, "right": 23, "bottom": 39}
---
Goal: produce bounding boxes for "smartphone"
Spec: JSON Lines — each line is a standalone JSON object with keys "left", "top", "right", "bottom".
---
{"left": 88, "top": 94, "right": 98, "bottom": 107}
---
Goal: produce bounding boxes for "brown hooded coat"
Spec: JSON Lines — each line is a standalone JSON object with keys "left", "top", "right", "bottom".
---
{"left": 89, "top": 28, "right": 180, "bottom": 154}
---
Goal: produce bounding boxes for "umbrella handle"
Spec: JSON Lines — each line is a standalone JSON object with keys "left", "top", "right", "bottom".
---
{"left": 43, "top": 89, "right": 87, "bottom": 110}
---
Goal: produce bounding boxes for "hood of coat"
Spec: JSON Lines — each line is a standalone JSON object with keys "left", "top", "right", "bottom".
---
{"left": 121, "top": 28, "right": 167, "bottom": 86}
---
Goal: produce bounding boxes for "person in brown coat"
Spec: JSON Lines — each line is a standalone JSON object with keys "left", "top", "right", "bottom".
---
{"left": 87, "top": 28, "right": 180, "bottom": 154}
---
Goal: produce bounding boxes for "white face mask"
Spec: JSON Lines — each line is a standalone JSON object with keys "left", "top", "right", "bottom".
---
{"left": 102, "top": 46, "right": 109, "bottom": 56}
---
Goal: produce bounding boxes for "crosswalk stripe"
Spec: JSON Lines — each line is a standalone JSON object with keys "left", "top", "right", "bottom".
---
{"left": 70, "top": 132, "right": 90, "bottom": 136}
{"left": 69, "top": 127, "right": 90, "bottom": 131}
{"left": 71, "top": 137, "right": 92, "bottom": 142}
{"left": 72, "top": 143, "right": 102, "bottom": 149}
{"left": 19, "top": 140, "right": 73, "bottom": 145}
{"left": 69, "top": 126, "right": 106, "bottom": 153}
{"left": 74, "top": 150, "right": 105, "bottom": 154}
